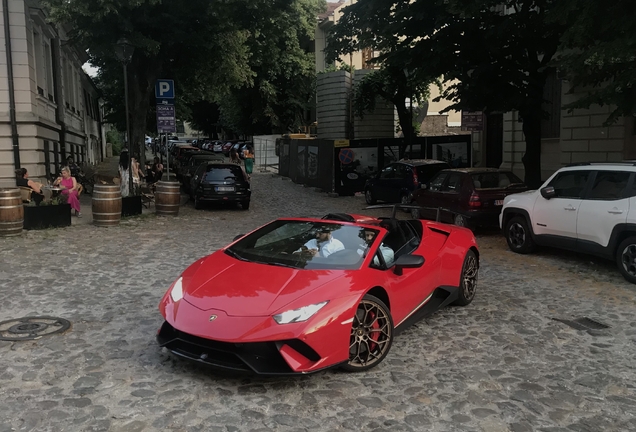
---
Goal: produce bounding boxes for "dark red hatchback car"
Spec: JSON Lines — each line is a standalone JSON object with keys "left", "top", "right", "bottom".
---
{"left": 411, "top": 168, "right": 527, "bottom": 228}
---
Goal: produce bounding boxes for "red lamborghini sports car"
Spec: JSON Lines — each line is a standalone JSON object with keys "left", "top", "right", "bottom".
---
{"left": 157, "top": 212, "right": 479, "bottom": 375}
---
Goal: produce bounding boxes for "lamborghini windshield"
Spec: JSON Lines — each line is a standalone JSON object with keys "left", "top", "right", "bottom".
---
{"left": 226, "top": 220, "right": 379, "bottom": 270}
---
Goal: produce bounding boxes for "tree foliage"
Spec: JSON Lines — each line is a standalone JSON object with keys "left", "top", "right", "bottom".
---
{"left": 214, "top": 0, "right": 325, "bottom": 136}
{"left": 353, "top": 67, "right": 432, "bottom": 147}
{"left": 328, "top": 0, "right": 567, "bottom": 187}
{"left": 326, "top": 1, "right": 440, "bottom": 147}
{"left": 45, "top": 0, "right": 325, "bottom": 143}
{"left": 555, "top": 0, "right": 636, "bottom": 124}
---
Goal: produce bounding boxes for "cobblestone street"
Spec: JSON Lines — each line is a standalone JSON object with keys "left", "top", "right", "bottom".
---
{"left": 1, "top": 172, "right": 636, "bottom": 432}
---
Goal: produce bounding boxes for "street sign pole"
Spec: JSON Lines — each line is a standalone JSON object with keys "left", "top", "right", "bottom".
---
{"left": 155, "top": 79, "right": 176, "bottom": 182}
{"left": 165, "top": 132, "right": 169, "bottom": 179}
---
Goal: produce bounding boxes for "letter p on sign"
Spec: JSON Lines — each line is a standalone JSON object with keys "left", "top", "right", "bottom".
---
{"left": 155, "top": 79, "right": 175, "bottom": 99}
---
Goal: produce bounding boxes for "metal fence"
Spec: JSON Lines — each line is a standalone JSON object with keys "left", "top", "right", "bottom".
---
{"left": 254, "top": 139, "right": 279, "bottom": 172}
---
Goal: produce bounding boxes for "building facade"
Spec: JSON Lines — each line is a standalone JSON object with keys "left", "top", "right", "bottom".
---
{"left": 500, "top": 74, "right": 636, "bottom": 181}
{"left": 0, "top": 0, "right": 104, "bottom": 188}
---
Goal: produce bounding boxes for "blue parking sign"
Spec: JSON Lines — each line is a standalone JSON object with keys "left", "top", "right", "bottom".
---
{"left": 155, "top": 79, "right": 175, "bottom": 99}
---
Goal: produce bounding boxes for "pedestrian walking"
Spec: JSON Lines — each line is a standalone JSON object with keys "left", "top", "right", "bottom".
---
{"left": 243, "top": 144, "right": 255, "bottom": 179}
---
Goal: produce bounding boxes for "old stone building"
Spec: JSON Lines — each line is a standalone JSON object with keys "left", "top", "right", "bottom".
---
{"left": 0, "top": 0, "right": 104, "bottom": 188}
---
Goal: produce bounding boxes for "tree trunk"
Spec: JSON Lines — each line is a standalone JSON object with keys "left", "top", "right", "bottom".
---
{"left": 395, "top": 101, "right": 413, "bottom": 159}
{"left": 520, "top": 103, "right": 543, "bottom": 189}
{"left": 129, "top": 57, "right": 159, "bottom": 172}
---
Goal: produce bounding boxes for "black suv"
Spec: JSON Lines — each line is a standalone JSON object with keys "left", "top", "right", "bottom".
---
{"left": 365, "top": 159, "right": 450, "bottom": 205}
{"left": 190, "top": 162, "right": 251, "bottom": 210}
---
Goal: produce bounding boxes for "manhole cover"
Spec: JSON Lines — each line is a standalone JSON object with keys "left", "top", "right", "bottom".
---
{"left": 0, "top": 317, "right": 71, "bottom": 341}
{"left": 553, "top": 317, "right": 610, "bottom": 331}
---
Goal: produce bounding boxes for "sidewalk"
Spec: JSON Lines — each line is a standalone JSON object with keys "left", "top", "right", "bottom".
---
{"left": 72, "top": 151, "right": 156, "bottom": 226}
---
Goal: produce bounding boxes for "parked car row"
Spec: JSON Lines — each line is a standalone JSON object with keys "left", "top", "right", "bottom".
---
{"left": 366, "top": 159, "right": 636, "bottom": 284}
{"left": 364, "top": 159, "right": 526, "bottom": 229}
{"left": 174, "top": 151, "right": 251, "bottom": 211}
{"left": 185, "top": 139, "right": 252, "bottom": 157}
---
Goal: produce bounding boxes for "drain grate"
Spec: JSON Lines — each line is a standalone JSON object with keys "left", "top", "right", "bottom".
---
{"left": 0, "top": 317, "right": 71, "bottom": 341}
{"left": 553, "top": 317, "right": 610, "bottom": 331}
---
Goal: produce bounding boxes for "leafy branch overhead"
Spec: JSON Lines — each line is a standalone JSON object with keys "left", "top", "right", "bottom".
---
{"left": 327, "top": 0, "right": 635, "bottom": 186}
{"left": 554, "top": 0, "right": 636, "bottom": 124}
{"left": 43, "top": 0, "right": 326, "bottom": 140}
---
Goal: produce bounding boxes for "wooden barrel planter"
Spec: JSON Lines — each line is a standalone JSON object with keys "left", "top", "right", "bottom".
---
{"left": 155, "top": 181, "right": 181, "bottom": 216}
{"left": 0, "top": 188, "right": 24, "bottom": 237}
{"left": 92, "top": 184, "right": 122, "bottom": 227}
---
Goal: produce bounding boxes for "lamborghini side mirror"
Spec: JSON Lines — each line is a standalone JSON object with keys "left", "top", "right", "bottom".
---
{"left": 393, "top": 254, "right": 425, "bottom": 276}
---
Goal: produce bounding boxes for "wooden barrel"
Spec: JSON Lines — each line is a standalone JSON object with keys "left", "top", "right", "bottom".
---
{"left": 0, "top": 188, "right": 23, "bottom": 237}
{"left": 92, "top": 184, "right": 122, "bottom": 227}
{"left": 155, "top": 181, "right": 181, "bottom": 216}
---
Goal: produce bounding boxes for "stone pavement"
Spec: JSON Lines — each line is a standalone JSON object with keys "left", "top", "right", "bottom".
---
{"left": 1, "top": 172, "right": 636, "bottom": 431}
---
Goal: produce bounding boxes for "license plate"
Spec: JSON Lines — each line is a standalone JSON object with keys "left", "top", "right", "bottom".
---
{"left": 216, "top": 186, "right": 235, "bottom": 192}
{"left": 495, "top": 200, "right": 504, "bottom": 206}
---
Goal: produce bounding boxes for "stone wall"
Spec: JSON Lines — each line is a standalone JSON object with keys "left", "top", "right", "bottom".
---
{"left": 316, "top": 70, "right": 351, "bottom": 140}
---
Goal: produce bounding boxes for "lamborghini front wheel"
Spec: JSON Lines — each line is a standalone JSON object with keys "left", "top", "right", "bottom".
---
{"left": 342, "top": 294, "right": 393, "bottom": 372}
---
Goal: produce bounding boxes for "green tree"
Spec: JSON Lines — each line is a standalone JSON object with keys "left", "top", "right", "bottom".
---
{"left": 327, "top": 2, "right": 439, "bottom": 152}
{"left": 214, "top": 0, "right": 325, "bottom": 136}
{"left": 328, "top": 0, "right": 567, "bottom": 187}
{"left": 185, "top": 101, "right": 222, "bottom": 139}
{"left": 555, "top": 0, "right": 636, "bottom": 124}
{"left": 352, "top": 67, "right": 432, "bottom": 156}
{"left": 44, "top": 0, "right": 253, "bottom": 167}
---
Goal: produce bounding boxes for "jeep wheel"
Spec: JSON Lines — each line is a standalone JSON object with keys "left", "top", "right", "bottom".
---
{"left": 617, "top": 236, "right": 636, "bottom": 284}
{"left": 505, "top": 216, "right": 535, "bottom": 254}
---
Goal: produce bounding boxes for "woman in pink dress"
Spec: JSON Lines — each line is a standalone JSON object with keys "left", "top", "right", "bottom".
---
{"left": 54, "top": 166, "right": 82, "bottom": 217}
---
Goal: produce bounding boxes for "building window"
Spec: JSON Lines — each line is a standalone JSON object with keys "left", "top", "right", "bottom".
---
{"left": 34, "top": 31, "right": 46, "bottom": 95}
{"left": 541, "top": 68, "right": 562, "bottom": 139}
{"left": 45, "top": 42, "right": 55, "bottom": 101}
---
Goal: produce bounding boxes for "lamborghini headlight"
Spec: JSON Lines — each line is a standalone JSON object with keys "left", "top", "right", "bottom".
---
{"left": 273, "top": 301, "right": 328, "bottom": 324}
{"left": 170, "top": 277, "right": 183, "bottom": 303}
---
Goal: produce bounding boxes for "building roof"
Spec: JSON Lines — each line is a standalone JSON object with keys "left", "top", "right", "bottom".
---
{"left": 318, "top": 1, "right": 346, "bottom": 21}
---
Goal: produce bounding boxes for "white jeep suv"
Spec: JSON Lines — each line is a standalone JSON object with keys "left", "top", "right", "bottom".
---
{"left": 500, "top": 163, "right": 636, "bottom": 284}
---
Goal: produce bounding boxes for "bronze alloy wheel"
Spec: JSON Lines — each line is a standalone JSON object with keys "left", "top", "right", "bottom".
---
{"left": 454, "top": 250, "right": 479, "bottom": 306}
{"left": 462, "top": 253, "right": 478, "bottom": 301}
{"left": 344, "top": 295, "right": 393, "bottom": 371}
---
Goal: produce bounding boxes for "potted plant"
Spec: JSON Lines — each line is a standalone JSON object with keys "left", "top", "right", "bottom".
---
{"left": 23, "top": 194, "right": 72, "bottom": 230}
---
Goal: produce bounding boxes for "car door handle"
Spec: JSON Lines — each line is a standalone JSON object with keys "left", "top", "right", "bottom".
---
{"left": 564, "top": 205, "right": 576, "bottom": 211}
{"left": 608, "top": 209, "right": 624, "bottom": 214}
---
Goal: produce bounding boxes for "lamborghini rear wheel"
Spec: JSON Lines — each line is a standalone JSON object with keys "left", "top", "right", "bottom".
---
{"left": 342, "top": 294, "right": 393, "bottom": 372}
{"left": 453, "top": 250, "right": 478, "bottom": 306}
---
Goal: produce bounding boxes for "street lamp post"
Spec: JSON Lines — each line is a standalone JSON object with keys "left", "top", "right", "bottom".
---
{"left": 115, "top": 38, "right": 135, "bottom": 196}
